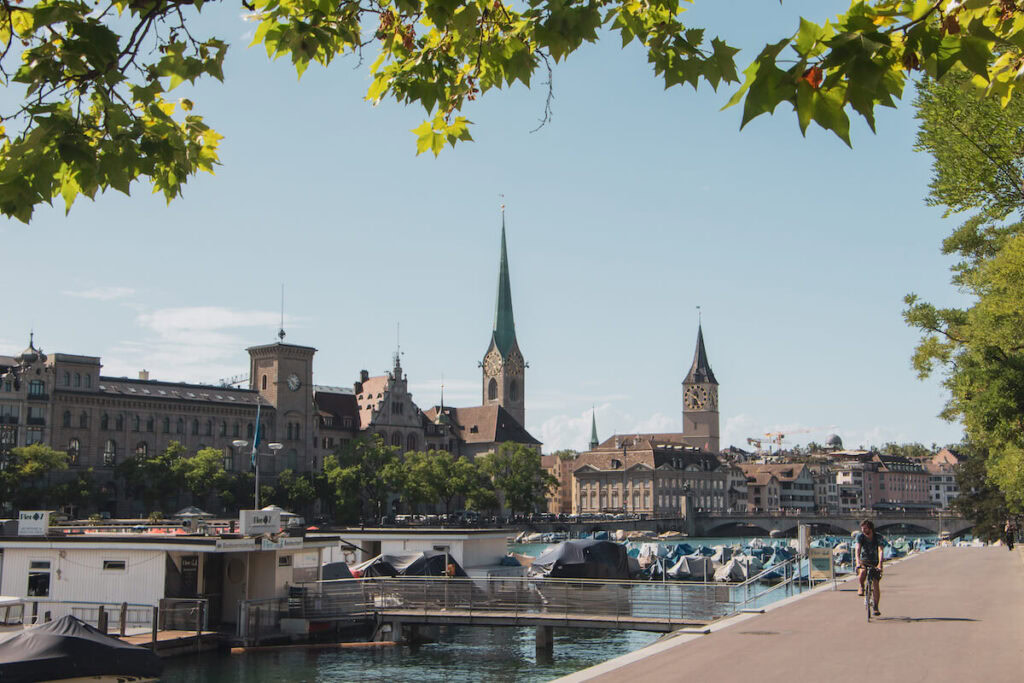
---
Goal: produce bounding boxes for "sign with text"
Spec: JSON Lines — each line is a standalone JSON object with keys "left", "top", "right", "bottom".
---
{"left": 240, "top": 510, "right": 282, "bottom": 536}
{"left": 808, "top": 547, "right": 834, "bottom": 581}
{"left": 18, "top": 511, "right": 50, "bottom": 536}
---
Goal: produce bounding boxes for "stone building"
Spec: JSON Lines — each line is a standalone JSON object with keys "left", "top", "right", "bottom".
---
{"left": 738, "top": 463, "right": 816, "bottom": 511}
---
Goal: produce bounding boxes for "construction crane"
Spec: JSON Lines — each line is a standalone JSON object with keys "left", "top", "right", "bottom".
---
{"left": 746, "top": 437, "right": 763, "bottom": 451}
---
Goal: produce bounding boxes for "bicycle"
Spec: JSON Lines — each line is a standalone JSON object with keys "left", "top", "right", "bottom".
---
{"left": 863, "top": 567, "right": 880, "bottom": 622}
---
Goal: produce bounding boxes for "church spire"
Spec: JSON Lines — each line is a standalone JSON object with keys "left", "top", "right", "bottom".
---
{"left": 589, "top": 408, "right": 599, "bottom": 451}
{"left": 491, "top": 209, "right": 517, "bottom": 358}
{"left": 685, "top": 324, "right": 717, "bottom": 385}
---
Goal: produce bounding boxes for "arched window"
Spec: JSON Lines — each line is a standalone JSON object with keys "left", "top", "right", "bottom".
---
{"left": 145, "top": 416, "right": 154, "bottom": 432}
{"left": 135, "top": 442, "right": 148, "bottom": 458}
{"left": 84, "top": 375, "right": 91, "bottom": 388}
{"left": 204, "top": 420, "right": 212, "bottom": 436}
{"left": 103, "top": 440, "right": 117, "bottom": 466}
{"left": 406, "top": 434, "right": 417, "bottom": 452}
{"left": 131, "top": 415, "right": 140, "bottom": 432}
{"left": 74, "top": 373, "right": 81, "bottom": 387}
{"left": 79, "top": 411, "right": 88, "bottom": 428}
{"left": 487, "top": 378, "right": 498, "bottom": 401}
{"left": 192, "top": 419, "right": 199, "bottom": 436}
{"left": 28, "top": 380, "right": 44, "bottom": 397}
{"left": 294, "top": 423, "right": 300, "bottom": 440}
{"left": 63, "top": 371, "right": 70, "bottom": 386}
{"left": 509, "top": 380, "right": 519, "bottom": 401}
{"left": 391, "top": 432, "right": 402, "bottom": 447}
{"left": 261, "top": 375, "right": 267, "bottom": 390}
{"left": 287, "top": 423, "right": 293, "bottom": 440}
{"left": 114, "top": 414, "right": 124, "bottom": 431}
{"left": 220, "top": 421, "right": 227, "bottom": 436}
{"left": 67, "top": 438, "right": 80, "bottom": 465}
{"left": 100, "top": 413, "right": 109, "bottom": 430}
{"left": 232, "top": 422, "right": 240, "bottom": 438}
{"left": 247, "top": 423, "right": 254, "bottom": 439}
{"left": 163, "top": 417, "right": 170, "bottom": 433}
{"left": 62, "top": 411, "right": 72, "bottom": 428}
{"left": 176, "top": 418, "right": 184, "bottom": 434}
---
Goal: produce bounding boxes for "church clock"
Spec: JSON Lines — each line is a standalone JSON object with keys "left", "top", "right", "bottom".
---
{"left": 683, "top": 385, "right": 707, "bottom": 410}
{"left": 483, "top": 350, "right": 503, "bottom": 376}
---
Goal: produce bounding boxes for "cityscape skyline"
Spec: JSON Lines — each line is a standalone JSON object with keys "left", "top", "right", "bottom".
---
{"left": 1, "top": 0, "right": 966, "bottom": 454}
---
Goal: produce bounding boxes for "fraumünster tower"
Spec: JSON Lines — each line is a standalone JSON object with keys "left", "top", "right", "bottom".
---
{"left": 481, "top": 215, "right": 526, "bottom": 428}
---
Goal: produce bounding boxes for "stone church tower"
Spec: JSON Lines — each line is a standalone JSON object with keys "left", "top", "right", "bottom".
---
{"left": 681, "top": 325, "right": 720, "bottom": 452}
{"left": 481, "top": 215, "right": 527, "bottom": 427}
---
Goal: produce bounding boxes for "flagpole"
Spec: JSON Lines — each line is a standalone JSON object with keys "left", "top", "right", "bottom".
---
{"left": 253, "top": 399, "right": 261, "bottom": 509}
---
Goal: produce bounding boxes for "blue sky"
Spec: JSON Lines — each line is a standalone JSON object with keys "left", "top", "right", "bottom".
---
{"left": 1, "top": 1, "right": 967, "bottom": 453}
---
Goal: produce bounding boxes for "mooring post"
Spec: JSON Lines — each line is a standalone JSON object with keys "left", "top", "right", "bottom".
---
{"left": 536, "top": 625, "right": 553, "bottom": 656}
{"left": 119, "top": 602, "right": 128, "bottom": 637}
{"left": 195, "top": 601, "right": 205, "bottom": 653}
{"left": 97, "top": 605, "right": 108, "bottom": 634}
{"left": 151, "top": 606, "right": 159, "bottom": 651}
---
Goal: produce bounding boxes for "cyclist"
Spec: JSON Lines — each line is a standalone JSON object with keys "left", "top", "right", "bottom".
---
{"left": 855, "top": 519, "right": 885, "bottom": 616}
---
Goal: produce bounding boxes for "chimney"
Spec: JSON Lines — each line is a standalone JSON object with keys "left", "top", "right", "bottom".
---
{"left": 360, "top": 369, "right": 369, "bottom": 382}
{"left": 139, "top": 369, "right": 149, "bottom": 381}
{"left": 354, "top": 381, "right": 363, "bottom": 394}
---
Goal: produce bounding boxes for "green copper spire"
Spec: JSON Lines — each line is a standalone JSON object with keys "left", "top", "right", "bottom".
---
{"left": 491, "top": 212, "right": 517, "bottom": 357}
{"left": 589, "top": 409, "right": 599, "bottom": 451}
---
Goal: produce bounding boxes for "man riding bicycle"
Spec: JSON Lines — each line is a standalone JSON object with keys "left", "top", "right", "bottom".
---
{"left": 855, "top": 519, "right": 884, "bottom": 616}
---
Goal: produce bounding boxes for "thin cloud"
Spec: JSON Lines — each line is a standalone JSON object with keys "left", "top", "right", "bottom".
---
{"left": 536, "top": 405, "right": 677, "bottom": 453}
{"left": 63, "top": 286, "right": 135, "bottom": 301}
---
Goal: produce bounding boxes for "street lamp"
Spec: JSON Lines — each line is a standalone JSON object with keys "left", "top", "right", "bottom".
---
{"left": 232, "top": 439, "right": 284, "bottom": 510}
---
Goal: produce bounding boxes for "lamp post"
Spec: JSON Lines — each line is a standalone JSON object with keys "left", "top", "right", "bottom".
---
{"left": 232, "top": 439, "right": 284, "bottom": 509}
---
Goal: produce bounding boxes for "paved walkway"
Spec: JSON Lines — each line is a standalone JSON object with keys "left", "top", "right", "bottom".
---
{"left": 560, "top": 545, "right": 1024, "bottom": 682}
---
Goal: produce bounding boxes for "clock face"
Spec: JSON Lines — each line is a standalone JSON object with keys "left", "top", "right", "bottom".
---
{"left": 483, "top": 350, "right": 503, "bottom": 376}
{"left": 287, "top": 374, "right": 301, "bottom": 391}
{"left": 683, "top": 385, "right": 707, "bottom": 410}
{"left": 506, "top": 350, "right": 524, "bottom": 375}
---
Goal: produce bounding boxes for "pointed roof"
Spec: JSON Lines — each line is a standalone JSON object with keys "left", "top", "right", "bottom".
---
{"left": 684, "top": 324, "right": 717, "bottom": 385}
{"left": 589, "top": 410, "right": 599, "bottom": 450}
{"left": 490, "top": 214, "right": 517, "bottom": 357}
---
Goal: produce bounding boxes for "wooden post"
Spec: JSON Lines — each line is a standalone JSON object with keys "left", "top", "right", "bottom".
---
{"left": 151, "top": 606, "right": 159, "bottom": 651}
{"left": 97, "top": 605, "right": 107, "bottom": 634}
{"left": 31, "top": 602, "right": 38, "bottom": 625}
{"left": 119, "top": 602, "right": 127, "bottom": 637}
{"left": 195, "top": 601, "right": 204, "bottom": 653}
{"left": 253, "top": 606, "right": 261, "bottom": 646}
{"left": 535, "top": 625, "right": 553, "bottom": 656}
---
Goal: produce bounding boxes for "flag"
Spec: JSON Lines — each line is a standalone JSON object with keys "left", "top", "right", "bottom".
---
{"left": 252, "top": 400, "right": 261, "bottom": 468}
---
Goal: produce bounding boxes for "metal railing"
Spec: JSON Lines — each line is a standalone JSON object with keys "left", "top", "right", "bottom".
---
{"left": 24, "top": 599, "right": 154, "bottom": 634}
{"left": 237, "top": 576, "right": 741, "bottom": 644}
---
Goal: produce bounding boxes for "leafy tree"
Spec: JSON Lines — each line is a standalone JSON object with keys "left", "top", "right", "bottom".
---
{"left": 403, "top": 449, "right": 481, "bottom": 514}
{"left": 477, "top": 442, "right": 557, "bottom": 515}
{"left": 6, "top": 1, "right": 1024, "bottom": 221}
{"left": 551, "top": 449, "right": 578, "bottom": 461}
{"left": 172, "top": 446, "right": 229, "bottom": 511}
{"left": 51, "top": 468, "right": 103, "bottom": 517}
{"left": 116, "top": 440, "right": 185, "bottom": 513}
{"left": 0, "top": 443, "right": 69, "bottom": 510}
{"left": 878, "top": 442, "right": 933, "bottom": 459}
{"left": 950, "top": 443, "right": 1008, "bottom": 541}
{"left": 905, "top": 69, "right": 1024, "bottom": 511}
{"left": 271, "top": 469, "right": 318, "bottom": 515}
{"left": 324, "top": 435, "right": 402, "bottom": 522}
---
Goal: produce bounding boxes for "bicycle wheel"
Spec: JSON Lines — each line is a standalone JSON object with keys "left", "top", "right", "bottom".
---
{"left": 865, "top": 578, "right": 872, "bottom": 622}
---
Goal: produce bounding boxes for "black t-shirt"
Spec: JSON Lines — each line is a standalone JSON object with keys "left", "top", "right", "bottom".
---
{"left": 856, "top": 532, "right": 885, "bottom": 566}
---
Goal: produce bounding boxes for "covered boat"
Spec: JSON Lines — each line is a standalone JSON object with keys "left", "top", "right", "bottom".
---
{"left": 350, "top": 551, "right": 467, "bottom": 578}
{"left": 667, "top": 555, "right": 715, "bottom": 580}
{"left": 530, "top": 540, "right": 631, "bottom": 580}
{"left": 0, "top": 615, "right": 162, "bottom": 683}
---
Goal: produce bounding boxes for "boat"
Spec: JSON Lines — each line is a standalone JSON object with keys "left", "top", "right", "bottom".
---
{"left": 0, "top": 614, "right": 162, "bottom": 683}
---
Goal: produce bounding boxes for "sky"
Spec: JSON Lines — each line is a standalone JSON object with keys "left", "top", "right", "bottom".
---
{"left": 1, "top": 1, "right": 968, "bottom": 454}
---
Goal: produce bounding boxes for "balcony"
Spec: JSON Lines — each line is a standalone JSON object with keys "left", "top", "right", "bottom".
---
{"left": 0, "top": 416, "right": 17, "bottom": 425}
{"left": 27, "top": 417, "right": 45, "bottom": 426}
{"left": 26, "top": 393, "right": 49, "bottom": 402}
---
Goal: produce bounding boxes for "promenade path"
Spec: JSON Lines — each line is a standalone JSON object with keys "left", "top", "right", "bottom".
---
{"left": 561, "top": 545, "right": 1024, "bottom": 682}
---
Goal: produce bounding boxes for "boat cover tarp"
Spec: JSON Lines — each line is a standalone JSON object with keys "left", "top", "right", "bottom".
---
{"left": 531, "top": 540, "right": 630, "bottom": 580}
{"left": 322, "top": 561, "right": 354, "bottom": 580}
{"left": 352, "top": 552, "right": 468, "bottom": 578}
{"left": 0, "top": 615, "right": 163, "bottom": 683}
{"left": 667, "top": 555, "right": 715, "bottom": 580}
{"left": 711, "top": 545, "right": 735, "bottom": 564}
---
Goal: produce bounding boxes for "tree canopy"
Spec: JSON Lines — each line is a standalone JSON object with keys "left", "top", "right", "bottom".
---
{"left": 905, "top": 68, "right": 1024, "bottom": 511}
{"left": 5, "top": 1, "right": 1024, "bottom": 222}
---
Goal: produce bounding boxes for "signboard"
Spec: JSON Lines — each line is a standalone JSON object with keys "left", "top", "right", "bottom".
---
{"left": 18, "top": 511, "right": 50, "bottom": 536}
{"left": 808, "top": 547, "right": 834, "bottom": 581}
{"left": 260, "top": 538, "right": 283, "bottom": 551}
{"left": 240, "top": 510, "right": 282, "bottom": 536}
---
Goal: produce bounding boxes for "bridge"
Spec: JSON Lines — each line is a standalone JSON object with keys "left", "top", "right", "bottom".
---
{"left": 525, "top": 511, "right": 972, "bottom": 538}
{"left": 236, "top": 572, "right": 798, "bottom": 652}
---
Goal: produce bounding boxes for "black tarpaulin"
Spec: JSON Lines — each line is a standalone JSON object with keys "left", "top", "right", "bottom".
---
{"left": 0, "top": 614, "right": 163, "bottom": 683}
{"left": 531, "top": 540, "right": 631, "bottom": 580}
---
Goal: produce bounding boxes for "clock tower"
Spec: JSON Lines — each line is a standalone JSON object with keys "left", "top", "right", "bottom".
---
{"left": 248, "top": 340, "right": 317, "bottom": 472}
{"left": 481, "top": 214, "right": 526, "bottom": 427}
{"left": 681, "top": 325, "right": 720, "bottom": 452}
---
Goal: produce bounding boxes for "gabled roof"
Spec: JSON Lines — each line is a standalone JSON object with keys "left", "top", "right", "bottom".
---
{"left": 684, "top": 324, "right": 717, "bottom": 385}
{"left": 355, "top": 374, "right": 390, "bottom": 429}
{"left": 92, "top": 377, "right": 262, "bottom": 407}
{"left": 422, "top": 404, "right": 540, "bottom": 445}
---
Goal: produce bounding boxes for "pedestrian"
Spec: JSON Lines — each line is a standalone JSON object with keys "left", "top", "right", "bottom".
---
{"left": 1004, "top": 518, "right": 1017, "bottom": 551}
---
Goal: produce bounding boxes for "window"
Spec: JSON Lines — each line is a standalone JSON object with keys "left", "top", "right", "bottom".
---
{"left": 132, "top": 415, "right": 140, "bottom": 432}
{"left": 67, "top": 439, "right": 80, "bottom": 465}
{"left": 115, "top": 414, "right": 124, "bottom": 431}
{"left": 232, "top": 422, "right": 240, "bottom": 438}
{"left": 135, "top": 442, "right": 147, "bottom": 458}
{"left": 192, "top": 419, "right": 199, "bottom": 436}
{"left": 406, "top": 434, "right": 417, "bottom": 452}
{"left": 146, "top": 417, "right": 154, "bottom": 433}
{"left": 342, "top": 416, "right": 353, "bottom": 428}
{"left": 28, "top": 560, "right": 51, "bottom": 597}
{"left": 286, "top": 423, "right": 293, "bottom": 440}
{"left": 294, "top": 423, "right": 300, "bottom": 440}
{"left": 391, "top": 432, "right": 402, "bottom": 447}
{"left": 262, "top": 375, "right": 267, "bottom": 390}
{"left": 278, "top": 555, "right": 293, "bottom": 568}
{"left": 26, "top": 428, "right": 43, "bottom": 445}
{"left": 28, "top": 380, "right": 45, "bottom": 397}
{"left": 219, "top": 421, "right": 227, "bottom": 436}
{"left": 103, "top": 440, "right": 117, "bottom": 466}
{"left": 74, "top": 373, "right": 81, "bottom": 388}
{"left": 102, "top": 560, "right": 126, "bottom": 571}
{"left": 487, "top": 378, "right": 497, "bottom": 401}
{"left": 85, "top": 375, "right": 91, "bottom": 388}
{"left": 163, "top": 417, "right": 170, "bottom": 433}
{"left": 247, "top": 423, "right": 254, "bottom": 439}
{"left": 63, "top": 371, "right": 70, "bottom": 386}
{"left": 79, "top": 411, "right": 88, "bottom": 429}
{"left": 204, "top": 420, "right": 212, "bottom": 436}
{"left": 176, "top": 418, "right": 183, "bottom": 434}
{"left": 62, "top": 411, "right": 71, "bottom": 428}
